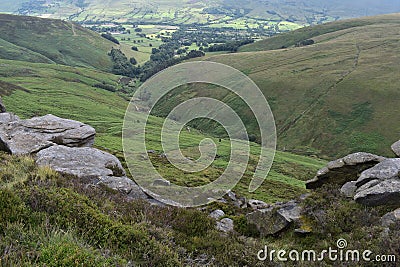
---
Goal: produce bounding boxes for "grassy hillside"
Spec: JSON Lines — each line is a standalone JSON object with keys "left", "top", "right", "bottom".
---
{"left": 0, "top": 60, "right": 397, "bottom": 267}
{"left": 0, "top": 14, "right": 115, "bottom": 71}
{"left": 240, "top": 13, "right": 400, "bottom": 52}
{"left": 0, "top": 58, "right": 325, "bottom": 204}
{"left": 0, "top": 153, "right": 263, "bottom": 266}
{"left": 178, "top": 13, "right": 400, "bottom": 158}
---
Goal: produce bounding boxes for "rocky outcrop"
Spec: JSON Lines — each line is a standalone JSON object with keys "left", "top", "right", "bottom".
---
{"left": 36, "top": 145, "right": 148, "bottom": 200}
{"left": 355, "top": 158, "right": 400, "bottom": 187}
{"left": 0, "top": 105, "right": 148, "bottom": 200}
{"left": 246, "top": 201, "right": 301, "bottom": 236}
{"left": 36, "top": 145, "right": 124, "bottom": 178}
{"left": 0, "top": 114, "right": 95, "bottom": 155}
{"left": 307, "top": 140, "right": 400, "bottom": 208}
{"left": 306, "top": 152, "right": 385, "bottom": 189}
{"left": 340, "top": 181, "right": 358, "bottom": 198}
{"left": 349, "top": 142, "right": 400, "bottom": 206}
{"left": 336, "top": 158, "right": 400, "bottom": 206}
{"left": 354, "top": 179, "right": 400, "bottom": 206}
{"left": 391, "top": 140, "right": 400, "bottom": 157}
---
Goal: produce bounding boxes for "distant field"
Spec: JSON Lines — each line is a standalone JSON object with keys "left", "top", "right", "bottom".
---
{"left": 0, "top": 58, "right": 325, "bottom": 203}
{"left": 112, "top": 24, "right": 176, "bottom": 64}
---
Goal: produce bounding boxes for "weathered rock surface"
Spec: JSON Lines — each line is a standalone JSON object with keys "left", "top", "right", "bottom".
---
{"left": 381, "top": 208, "right": 400, "bottom": 227}
{"left": 0, "top": 100, "right": 149, "bottom": 201}
{"left": 209, "top": 210, "right": 225, "bottom": 220}
{"left": 278, "top": 201, "right": 302, "bottom": 222}
{"left": 391, "top": 140, "right": 400, "bottom": 157}
{"left": 0, "top": 114, "right": 95, "bottom": 155}
{"left": 354, "top": 179, "right": 400, "bottom": 206}
{"left": 216, "top": 218, "right": 234, "bottom": 233}
{"left": 248, "top": 199, "right": 269, "bottom": 210}
{"left": 306, "top": 152, "right": 385, "bottom": 189}
{"left": 355, "top": 158, "right": 400, "bottom": 187}
{"left": 246, "top": 201, "right": 301, "bottom": 236}
{"left": 340, "top": 181, "right": 358, "bottom": 198}
{"left": 226, "top": 191, "right": 247, "bottom": 208}
{"left": 98, "top": 176, "right": 148, "bottom": 200}
{"left": 247, "top": 207, "right": 289, "bottom": 236}
{"left": 350, "top": 158, "right": 400, "bottom": 206}
{"left": 36, "top": 145, "right": 125, "bottom": 178}
{"left": 36, "top": 145, "right": 148, "bottom": 199}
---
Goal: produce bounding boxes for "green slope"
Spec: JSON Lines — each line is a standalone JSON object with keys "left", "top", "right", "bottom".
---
{"left": 240, "top": 13, "right": 400, "bottom": 52}
{"left": 0, "top": 58, "right": 325, "bottom": 203}
{"left": 177, "top": 14, "right": 400, "bottom": 158}
{"left": 0, "top": 14, "right": 114, "bottom": 71}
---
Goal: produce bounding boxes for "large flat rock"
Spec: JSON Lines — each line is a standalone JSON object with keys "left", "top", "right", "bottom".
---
{"left": 354, "top": 179, "right": 400, "bottom": 206}
{"left": 36, "top": 145, "right": 148, "bottom": 200}
{"left": 0, "top": 114, "right": 95, "bottom": 155}
{"left": 353, "top": 158, "right": 400, "bottom": 206}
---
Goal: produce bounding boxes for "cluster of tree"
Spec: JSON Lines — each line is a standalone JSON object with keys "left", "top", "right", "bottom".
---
{"left": 129, "top": 57, "right": 137, "bottom": 65}
{"left": 206, "top": 39, "right": 255, "bottom": 52}
{"left": 101, "top": 33, "right": 120, "bottom": 44}
{"left": 109, "top": 48, "right": 140, "bottom": 77}
{"left": 108, "top": 47, "right": 204, "bottom": 82}
{"left": 139, "top": 50, "right": 205, "bottom": 81}
{"left": 138, "top": 40, "right": 205, "bottom": 81}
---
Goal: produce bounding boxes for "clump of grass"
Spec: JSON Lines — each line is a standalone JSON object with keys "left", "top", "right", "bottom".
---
{"left": 39, "top": 230, "right": 126, "bottom": 266}
{"left": 0, "top": 153, "right": 36, "bottom": 189}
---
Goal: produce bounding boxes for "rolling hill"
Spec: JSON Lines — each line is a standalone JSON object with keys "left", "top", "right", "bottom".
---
{"left": 173, "top": 13, "right": 400, "bottom": 158}
{"left": 0, "top": 14, "right": 115, "bottom": 71}
{"left": 3, "top": 12, "right": 399, "bottom": 159}
{"left": 0, "top": 10, "right": 399, "bottom": 266}
{"left": 0, "top": 14, "right": 327, "bottom": 204}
